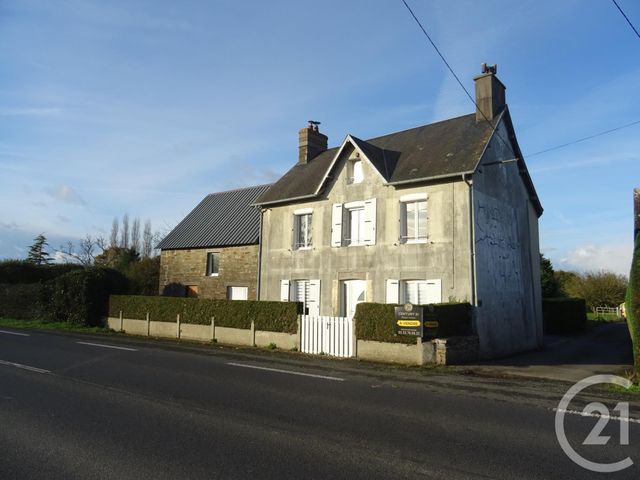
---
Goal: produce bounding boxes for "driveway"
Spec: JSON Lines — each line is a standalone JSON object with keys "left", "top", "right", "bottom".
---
{"left": 467, "top": 321, "right": 634, "bottom": 383}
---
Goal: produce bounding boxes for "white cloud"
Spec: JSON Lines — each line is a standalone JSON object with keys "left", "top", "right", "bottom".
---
{"left": 46, "top": 185, "right": 86, "bottom": 206}
{"left": 558, "top": 240, "right": 634, "bottom": 276}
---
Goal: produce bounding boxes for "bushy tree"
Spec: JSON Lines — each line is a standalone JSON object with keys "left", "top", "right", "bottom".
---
{"left": 26, "top": 233, "right": 51, "bottom": 265}
{"left": 540, "top": 254, "right": 559, "bottom": 297}
{"left": 562, "top": 270, "right": 628, "bottom": 311}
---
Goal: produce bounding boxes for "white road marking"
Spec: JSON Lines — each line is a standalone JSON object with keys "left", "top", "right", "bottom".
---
{"left": 76, "top": 342, "right": 138, "bottom": 352}
{"left": 0, "top": 359, "right": 50, "bottom": 374}
{"left": 553, "top": 408, "right": 640, "bottom": 424}
{"left": 0, "top": 330, "right": 30, "bottom": 337}
{"left": 227, "top": 362, "right": 344, "bottom": 382}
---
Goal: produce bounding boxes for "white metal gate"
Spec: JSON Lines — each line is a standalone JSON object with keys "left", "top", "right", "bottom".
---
{"left": 300, "top": 315, "right": 354, "bottom": 358}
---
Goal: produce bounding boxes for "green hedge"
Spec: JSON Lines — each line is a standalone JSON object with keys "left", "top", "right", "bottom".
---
{"left": 109, "top": 295, "right": 300, "bottom": 333}
{"left": 626, "top": 232, "right": 640, "bottom": 378}
{"left": 354, "top": 302, "right": 472, "bottom": 344}
{"left": 542, "top": 297, "right": 587, "bottom": 334}
{"left": 48, "top": 268, "right": 129, "bottom": 326}
{"left": 0, "top": 260, "right": 82, "bottom": 284}
{"left": 0, "top": 283, "right": 48, "bottom": 320}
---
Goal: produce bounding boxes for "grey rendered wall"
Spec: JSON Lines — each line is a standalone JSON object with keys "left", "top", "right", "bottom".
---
{"left": 471, "top": 121, "right": 543, "bottom": 357}
{"left": 260, "top": 142, "right": 473, "bottom": 315}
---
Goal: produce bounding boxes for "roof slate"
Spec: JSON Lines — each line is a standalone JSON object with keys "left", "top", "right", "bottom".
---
{"left": 256, "top": 113, "right": 494, "bottom": 205}
{"left": 157, "top": 184, "right": 271, "bottom": 250}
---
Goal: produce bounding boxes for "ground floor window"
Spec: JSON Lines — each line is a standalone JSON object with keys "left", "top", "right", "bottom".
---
{"left": 227, "top": 286, "right": 248, "bottom": 300}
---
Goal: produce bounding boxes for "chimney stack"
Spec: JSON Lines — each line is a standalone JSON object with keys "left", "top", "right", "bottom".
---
{"left": 473, "top": 63, "right": 506, "bottom": 123}
{"left": 298, "top": 120, "right": 328, "bottom": 165}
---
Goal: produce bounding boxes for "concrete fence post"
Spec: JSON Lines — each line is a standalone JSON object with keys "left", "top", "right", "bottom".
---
{"left": 250, "top": 320, "right": 256, "bottom": 347}
{"left": 119, "top": 310, "right": 123, "bottom": 332}
{"left": 146, "top": 312, "right": 150, "bottom": 337}
{"left": 211, "top": 316, "right": 216, "bottom": 342}
{"left": 176, "top": 314, "right": 181, "bottom": 339}
{"left": 297, "top": 315, "right": 301, "bottom": 351}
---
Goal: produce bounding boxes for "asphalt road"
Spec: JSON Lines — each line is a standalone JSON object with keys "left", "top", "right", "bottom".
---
{"left": 0, "top": 328, "right": 639, "bottom": 479}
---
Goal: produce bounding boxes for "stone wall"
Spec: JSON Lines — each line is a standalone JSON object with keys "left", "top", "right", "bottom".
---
{"left": 159, "top": 245, "right": 259, "bottom": 299}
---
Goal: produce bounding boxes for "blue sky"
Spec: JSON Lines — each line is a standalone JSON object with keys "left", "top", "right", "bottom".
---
{"left": 0, "top": 0, "right": 638, "bottom": 275}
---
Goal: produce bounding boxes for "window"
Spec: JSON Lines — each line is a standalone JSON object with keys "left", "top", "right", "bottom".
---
{"left": 401, "top": 200, "right": 427, "bottom": 243}
{"left": 346, "top": 206, "right": 365, "bottom": 245}
{"left": 347, "top": 159, "right": 363, "bottom": 184}
{"left": 396, "top": 279, "right": 442, "bottom": 304}
{"left": 206, "top": 252, "right": 219, "bottom": 276}
{"left": 227, "top": 286, "right": 248, "bottom": 300}
{"left": 280, "top": 279, "right": 321, "bottom": 316}
{"left": 293, "top": 213, "right": 313, "bottom": 249}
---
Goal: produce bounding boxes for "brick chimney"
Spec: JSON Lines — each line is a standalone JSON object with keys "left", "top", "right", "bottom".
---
{"left": 298, "top": 121, "right": 328, "bottom": 164}
{"left": 473, "top": 63, "right": 506, "bottom": 123}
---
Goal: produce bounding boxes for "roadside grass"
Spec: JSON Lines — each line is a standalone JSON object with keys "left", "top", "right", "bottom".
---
{"left": 609, "top": 383, "right": 640, "bottom": 395}
{"left": 587, "top": 312, "right": 623, "bottom": 323}
{"left": 0, "top": 317, "right": 112, "bottom": 334}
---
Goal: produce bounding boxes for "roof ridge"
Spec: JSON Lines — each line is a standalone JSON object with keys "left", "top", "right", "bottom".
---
{"left": 205, "top": 183, "right": 272, "bottom": 198}
{"left": 363, "top": 112, "right": 475, "bottom": 144}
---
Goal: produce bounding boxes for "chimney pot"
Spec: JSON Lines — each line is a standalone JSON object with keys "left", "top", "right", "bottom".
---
{"left": 299, "top": 121, "right": 328, "bottom": 165}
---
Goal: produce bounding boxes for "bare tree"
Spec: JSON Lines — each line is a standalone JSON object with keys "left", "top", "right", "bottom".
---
{"left": 110, "top": 217, "right": 119, "bottom": 248}
{"left": 131, "top": 217, "right": 141, "bottom": 254}
{"left": 57, "top": 235, "right": 106, "bottom": 266}
{"left": 121, "top": 213, "right": 130, "bottom": 249}
{"left": 143, "top": 220, "right": 153, "bottom": 258}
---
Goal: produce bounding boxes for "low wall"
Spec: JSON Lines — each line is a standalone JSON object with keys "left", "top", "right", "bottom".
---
{"left": 357, "top": 340, "right": 421, "bottom": 365}
{"left": 106, "top": 317, "right": 297, "bottom": 350}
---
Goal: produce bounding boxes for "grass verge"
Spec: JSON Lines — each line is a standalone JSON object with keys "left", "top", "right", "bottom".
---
{"left": 0, "top": 317, "right": 112, "bottom": 334}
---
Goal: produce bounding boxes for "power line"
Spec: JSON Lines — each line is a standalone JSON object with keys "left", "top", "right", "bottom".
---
{"left": 612, "top": 0, "right": 640, "bottom": 40}
{"left": 399, "top": 0, "right": 516, "bottom": 157}
{"left": 526, "top": 119, "right": 640, "bottom": 158}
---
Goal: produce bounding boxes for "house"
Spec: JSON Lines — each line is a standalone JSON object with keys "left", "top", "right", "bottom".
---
{"left": 255, "top": 65, "right": 543, "bottom": 357}
{"left": 157, "top": 184, "right": 271, "bottom": 300}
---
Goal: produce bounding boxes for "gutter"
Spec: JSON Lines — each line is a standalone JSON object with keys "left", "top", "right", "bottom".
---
{"left": 252, "top": 193, "right": 318, "bottom": 208}
{"left": 256, "top": 207, "right": 264, "bottom": 300}
{"left": 388, "top": 170, "right": 475, "bottom": 187}
{"left": 462, "top": 173, "right": 477, "bottom": 310}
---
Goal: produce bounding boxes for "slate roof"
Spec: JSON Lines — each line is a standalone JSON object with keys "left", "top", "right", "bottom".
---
{"left": 157, "top": 184, "right": 271, "bottom": 250}
{"left": 256, "top": 113, "right": 495, "bottom": 206}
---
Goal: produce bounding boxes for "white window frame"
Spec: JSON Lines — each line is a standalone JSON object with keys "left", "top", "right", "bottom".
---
{"left": 347, "top": 159, "right": 364, "bottom": 184}
{"left": 206, "top": 252, "right": 219, "bottom": 276}
{"left": 227, "top": 286, "right": 248, "bottom": 300}
{"left": 293, "top": 212, "right": 313, "bottom": 250}
{"left": 345, "top": 205, "right": 365, "bottom": 246}
{"left": 398, "top": 279, "right": 442, "bottom": 305}
{"left": 400, "top": 198, "right": 428, "bottom": 244}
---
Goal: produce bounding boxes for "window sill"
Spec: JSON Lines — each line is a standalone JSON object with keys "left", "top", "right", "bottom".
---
{"left": 403, "top": 239, "right": 428, "bottom": 245}
{"left": 207, "top": 273, "right": 219, "bottom": 277}
{"left": 294, "top": 246, "right": 313, "bottom": 251}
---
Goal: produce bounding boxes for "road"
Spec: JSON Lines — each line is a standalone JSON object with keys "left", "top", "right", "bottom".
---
{"left": 0, "top": 328, "right": 638, "bottom": 479}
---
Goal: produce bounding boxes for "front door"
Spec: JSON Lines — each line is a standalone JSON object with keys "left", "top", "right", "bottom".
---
{"left": 341, "top": 280, "right": 366, "bottom": 318}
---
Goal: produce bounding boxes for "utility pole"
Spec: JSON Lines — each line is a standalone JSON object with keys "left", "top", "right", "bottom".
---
{"left": 635, "top": 188, "right": 640, "bottom": 241}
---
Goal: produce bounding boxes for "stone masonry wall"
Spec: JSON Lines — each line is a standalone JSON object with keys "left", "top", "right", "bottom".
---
{"left": 159, "top": 245, "right": 259, "bottom": 299}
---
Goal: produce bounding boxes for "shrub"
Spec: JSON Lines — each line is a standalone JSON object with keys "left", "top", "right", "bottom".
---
{"left": 0, "top": 260, "right": 82, "bottom": 284}
{"left": 0, "top": 283, "right": 47, "bottom": 320}
{"left": 354, "top": 302, "right": 472, "bottom": 344}
{"left": 48, "top": 268, "right": 129, "bottom": 326}
{"left": 626, "top": 233, "right": 640, "bottom": 380}
{"left": 127, "top": 257, "right": 160, "bottom": 295}
{"left": 108, "top": 295, "right": 300, "bottom": 333}
{"left": 542, "top": 298, "right": 587, "bottom": 334}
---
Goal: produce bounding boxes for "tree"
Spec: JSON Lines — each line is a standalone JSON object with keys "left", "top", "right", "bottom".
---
{"left": 127, "top": 256, "right": 160, "bottom": 295}
{"left": 562, "top": 271, "right": 628, "bottom": 311}
{"left": 142, "top": 220, "right": 153, "bottom": 258}
{"left": 121, "top": 213, "right": 130, "bottom": 249}
{"left": 26, "top": 233, "right": 51, "bottom": 265}
{"left": 540, "top": 254, "right": 559, "bottom": 297}
{"left": 110, "top": 217, "right": 119, "bottom": 248}
{"left": 94, "top": 246, "right": 139, "bottom": 271}
{"left": 131, "top": 217, "right": 141, "bottom": 255}
{"left": 57, "top": 235, "right": 106, "bottom": 266}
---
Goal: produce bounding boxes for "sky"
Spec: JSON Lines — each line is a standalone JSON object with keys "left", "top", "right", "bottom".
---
{"left": 0, "top": 0, "right": 638, "bottom": 275}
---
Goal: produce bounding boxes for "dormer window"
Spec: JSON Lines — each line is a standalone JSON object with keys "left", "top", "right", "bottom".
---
{"left": 347, "top": 158, "right": 363, "bottom": 184}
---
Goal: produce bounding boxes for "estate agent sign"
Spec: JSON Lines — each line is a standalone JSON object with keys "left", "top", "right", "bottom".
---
{"left": 394, "top": 303, "right": 439, "bottom": 339}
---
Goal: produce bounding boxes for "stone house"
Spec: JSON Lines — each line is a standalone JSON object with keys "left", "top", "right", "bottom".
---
{"left": 157, "top": 184, "right": 271, "bottom": 300}
{"left": 255, "top": 65, "right": 544, "bottom": 357}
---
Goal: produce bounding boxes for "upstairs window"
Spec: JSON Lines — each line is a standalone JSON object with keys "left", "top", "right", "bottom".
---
{"left": 347, "top": 159, "right": 363, "bottom": 184}
{"left": 401, "top": 199, "right": 428, "bottom": 243}
{"left": 293, "top": 213, "right": 313, "bottom": 250}
{"left": 346, "top": 206, "right": 365, "bottom": 246}
{"left": 206, "top": 252, "right": 219, "bottom": 276}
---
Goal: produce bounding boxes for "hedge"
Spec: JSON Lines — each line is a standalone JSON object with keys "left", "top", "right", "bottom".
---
{"left": 354, "top": 302, "right": 472, "bottom": 344}
{"left": 626, "top": 232, "right": 640, "bottom": 379}
{"left": 542, "top": 298, "right": 587, "bottom": 334}
{"left": 47, "top": 268, "right": 129, "bottom": 326}
{"left": 109, "top": 295, "right": 300, "bottom": 334}
{"left": 0, "top": 260, "right": 82, "bottom": 284}
{"left": 0, "top": 283, "right": 48, "bottom": 320}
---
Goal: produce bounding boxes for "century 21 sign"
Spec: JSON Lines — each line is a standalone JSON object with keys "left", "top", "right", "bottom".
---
{"left": 394, "top": 304, "right": 439, "bottom": 339}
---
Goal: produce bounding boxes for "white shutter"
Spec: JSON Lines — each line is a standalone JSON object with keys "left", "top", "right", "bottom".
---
{"left": 385, "top": 279, "right": 399, "bottom": 304}
{"left": 425, "top": 279, "right": 442, "bottom": 304}
{"left": 331, "top": 203, "right": 343, "bottom": 247}
{"left": 308, "top": 279, "right": 321, "bottom": 316}
{"left": 280, "top": 280, "right": 290, "bottom": 302}
{"left": 363, "top": 198, "right": 377, "bottom": 245}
